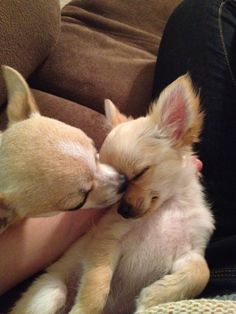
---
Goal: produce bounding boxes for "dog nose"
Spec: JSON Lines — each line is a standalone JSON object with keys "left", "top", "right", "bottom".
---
{"left": 118, "top": 175, "right": 128, "bottom": 194}
{"left": 117, "top": 201, "right": 136, "bottom": 219}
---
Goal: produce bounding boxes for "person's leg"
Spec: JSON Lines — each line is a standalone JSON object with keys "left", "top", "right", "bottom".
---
{"left": 152, "top": 0, "right": 236, "bottom": 296}
{"left": 0, "top": 208, "right": 105, "bottom": 296}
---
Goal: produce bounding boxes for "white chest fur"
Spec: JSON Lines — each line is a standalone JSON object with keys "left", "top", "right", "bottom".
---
{"left": 103, "top": 192, "right": 214, "bottom": 314}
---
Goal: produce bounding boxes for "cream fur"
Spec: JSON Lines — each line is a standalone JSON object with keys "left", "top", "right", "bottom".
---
{"left": 0, "top": 66, "right": 124, "bottom": 231}
{"left": 11, "top": 75, "right": 214, "bottom": 314}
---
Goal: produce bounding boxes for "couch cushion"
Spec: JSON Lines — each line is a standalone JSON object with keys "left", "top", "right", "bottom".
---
{"left": 0, "top": 0, "right": 61, "bottom": 106}
{"left": 0, "top": 90, "right": 110, "bottom": 149}
{"left": 31, "top": 0, "right": 181, "bottom": 117}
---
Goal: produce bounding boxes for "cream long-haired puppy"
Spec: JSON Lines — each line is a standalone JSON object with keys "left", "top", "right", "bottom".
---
{"left": 11, "top": 75, "right": 214, "bottom": 314}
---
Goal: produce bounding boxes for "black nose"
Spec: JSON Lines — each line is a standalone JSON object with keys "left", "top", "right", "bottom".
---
{"left": 117, "top": 201, "right": 135, "bottom": 219}
{"left": 118, "top": 175, "right": 128, "bottom": 194}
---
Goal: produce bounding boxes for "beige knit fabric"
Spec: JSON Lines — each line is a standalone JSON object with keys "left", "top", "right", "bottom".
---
{"left": 138, "top": 299, "right": 236, "bottom": 314}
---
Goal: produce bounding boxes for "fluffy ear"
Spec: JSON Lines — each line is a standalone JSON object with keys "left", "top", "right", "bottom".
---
{"left": 104, "top": 99, "right": 132, "bottom": 128}
{"left": 149, "top": 74, "right": 203, "bottom": 147}
{"left": 2, "top": 65, "right": 39, "bottom": 126}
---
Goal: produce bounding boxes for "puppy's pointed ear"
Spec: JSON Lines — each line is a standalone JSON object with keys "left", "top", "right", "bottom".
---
{"left": 2, "top": 66, "right": 39, "bottom": 126}
{"left": 149, "top": 74, "right": 203, "bottom": 147}
{"left": 104, "top": 99, "right": 132, "bottom": 128}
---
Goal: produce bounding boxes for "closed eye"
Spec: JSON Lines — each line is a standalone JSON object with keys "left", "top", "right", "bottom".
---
{"left": 67, "top": 188, "right": 93, "bottom": 211}
{"left": 132, "top": 167, "right": 150, "bottom": 181}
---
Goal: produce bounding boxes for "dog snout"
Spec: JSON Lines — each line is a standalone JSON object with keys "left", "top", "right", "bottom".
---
{"left": 118, "top": 175, "right": 128, "bottom": 194}
{"left": 97, "top": 164, "right": 128, "bottom": 192}
{"left": 98, "top": 164, "right": 119, "bottom": 183}
{"left": 117, "top": 201, "right": 137, "bottom": 219}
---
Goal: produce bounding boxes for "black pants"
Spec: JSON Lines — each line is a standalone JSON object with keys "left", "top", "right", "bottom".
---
{"left": 152, "top": 0, "right": 236, "bottom": 296}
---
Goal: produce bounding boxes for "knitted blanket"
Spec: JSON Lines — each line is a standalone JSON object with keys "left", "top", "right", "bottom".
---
{"left": 138, "top": 297, "right": 236, "bottom": 314}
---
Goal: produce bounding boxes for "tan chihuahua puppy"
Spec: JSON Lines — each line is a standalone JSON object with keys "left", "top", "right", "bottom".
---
{"left": 10, "top": 75, "right": 214, "bottom": 314}
{"left": 0, "top": 66, "right": 126, "bottom": 233}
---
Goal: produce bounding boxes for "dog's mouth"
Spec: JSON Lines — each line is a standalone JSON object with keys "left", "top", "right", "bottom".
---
{"left": 117, "top": 196, "right": 160, "bottom": 219}
{"left": 117, "top": 202, "right": 148, "bottom": 219}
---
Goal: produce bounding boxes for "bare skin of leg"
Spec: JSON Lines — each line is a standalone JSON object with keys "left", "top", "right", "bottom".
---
{"left": 0, "top": 208, "right": 106, "bottom": 295}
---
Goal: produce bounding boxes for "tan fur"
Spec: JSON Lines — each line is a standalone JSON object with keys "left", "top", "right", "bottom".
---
{"left": 136, "top": 254, "right": 210, "bottom": 312}
{"left": 11, "top": 75, "right": 214, "bottom": 314}
{"left": 0, "top": 66, "right": 124, "bottom": 232}
{"left": 3, "top": 65, "right": 38, "bottom": 126}
{"left": 104, "top": 99, "right": 133, "bottom": 127}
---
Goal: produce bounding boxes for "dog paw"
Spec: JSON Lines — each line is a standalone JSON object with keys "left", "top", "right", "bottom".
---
{"left": 69, "top": 302, "right": 104, "bottom": 314}
{"left": 68, "top": 305, "right": 88, "bottom": 314}
{"left": 135, "top": 283, "right": 162, "bottom": 313}
{"left": 10, "top": 274, "right": 67, "bottom": 314}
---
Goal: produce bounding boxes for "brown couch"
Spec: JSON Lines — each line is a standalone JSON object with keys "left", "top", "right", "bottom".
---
{"left": 0, "top": 0, "right": 180, "bottom": 312}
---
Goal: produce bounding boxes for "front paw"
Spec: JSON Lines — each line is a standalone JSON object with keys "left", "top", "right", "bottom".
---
{"left": 68, "top": 308, "right": 83, "bottom": 314}
{"left": 135, "top": 284, "right": 161, "bottom": 313}
{"left": 69, "top": 305, "right": 93, "bottom": 314}
{"left": 69, "top": 305, "right": 102, "bottom": 314}
{"left": 10, "top": 274, "right": 67, "bottom": 314}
